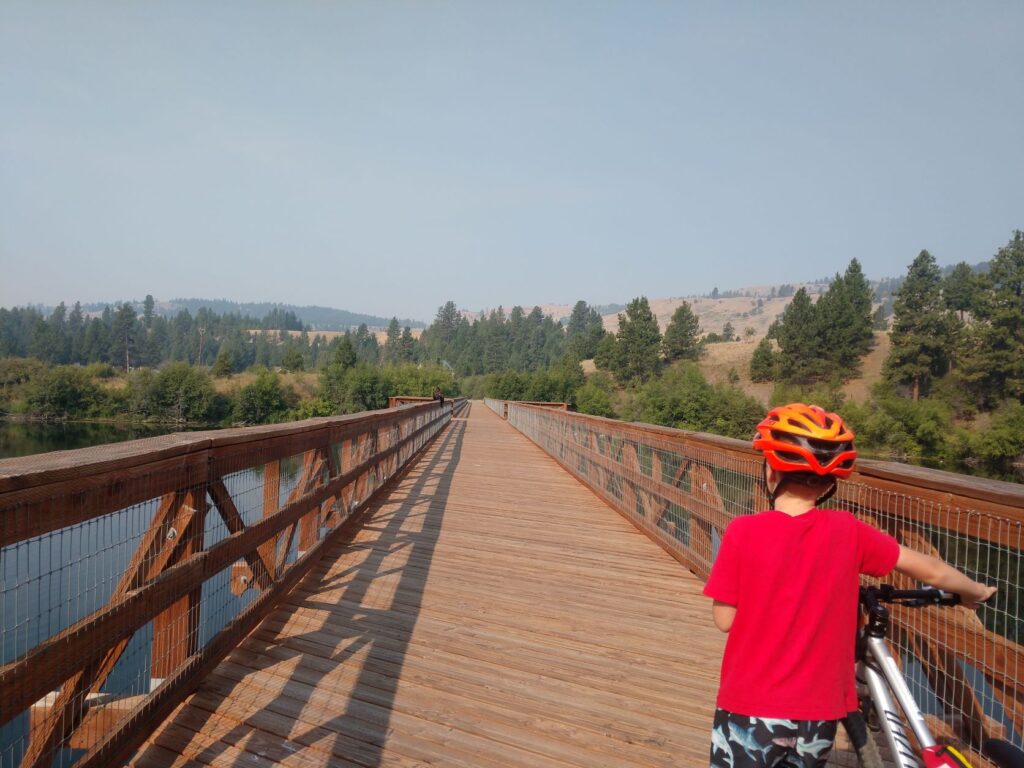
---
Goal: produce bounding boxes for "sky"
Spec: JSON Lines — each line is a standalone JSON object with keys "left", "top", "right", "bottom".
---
{"left": 1, "top": 3, "right": 1022, "bottom": 323}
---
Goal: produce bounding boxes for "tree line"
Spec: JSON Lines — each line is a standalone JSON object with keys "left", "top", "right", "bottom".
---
{"left": 2, "top": 231, "right": 1021, "bottom": 478}
{"left": 746, "top": 232, "right": 1024, "bottom": 478}
{"left": 2, "top": 356, "right": 455, "bottom": 427}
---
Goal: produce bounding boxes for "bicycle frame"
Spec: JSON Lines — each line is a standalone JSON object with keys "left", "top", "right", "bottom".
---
{"left": 856, "top": 586, "right": 974, "bottom": 768}
{"left": 859, "top": 635, "right": 973, "bottom": 767}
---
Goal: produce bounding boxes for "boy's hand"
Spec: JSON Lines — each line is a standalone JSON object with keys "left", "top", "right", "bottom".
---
{"left": 962, "top": 584, "right": 997, "bottom": 610}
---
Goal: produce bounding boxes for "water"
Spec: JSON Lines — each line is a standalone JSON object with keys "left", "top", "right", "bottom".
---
{"left": 0, "top": 420, "right": 188, "bottom": 460}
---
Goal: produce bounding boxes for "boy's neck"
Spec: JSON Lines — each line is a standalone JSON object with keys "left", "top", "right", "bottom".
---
{"left": 773, "top": 494, "right": 817, "bottom": 517}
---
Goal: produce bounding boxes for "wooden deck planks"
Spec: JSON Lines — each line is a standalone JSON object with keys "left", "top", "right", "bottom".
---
{"left": 131, "top": 402, "right": 726, "bottom": 767}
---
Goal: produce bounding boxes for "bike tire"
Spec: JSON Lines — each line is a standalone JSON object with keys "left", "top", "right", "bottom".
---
{"left": 841, "top": 711, "right": 885, "bottom": 768}
{"left": 984, "top": 739, "right": 1024, "bottom": 768}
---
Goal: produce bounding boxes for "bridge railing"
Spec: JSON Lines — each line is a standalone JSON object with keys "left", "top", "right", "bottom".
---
{"left": 489, "top": 399, "right": 1024, "bottom": 764}
{"left": 0, "top": 399, "right": 462, "bottom": 768}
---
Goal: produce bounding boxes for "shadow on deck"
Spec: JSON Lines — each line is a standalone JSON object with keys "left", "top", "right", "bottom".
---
{"left": 132, "top": 402, "right": 725, "bottom": 767}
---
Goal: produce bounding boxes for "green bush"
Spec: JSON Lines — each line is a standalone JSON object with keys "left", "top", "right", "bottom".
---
{"left": 843, "top": 386, "right": 961, "bottom": 465}
{"left": 968, "top": 402, "right": 1024, "bottom": 479}
{"left": 625, "top": 362, "right": 763, "bottom": 440}
{"left": 235, "top": 368, "right": 297, "bottom": 424}
{"left": 27, "top": 366, "right": 104, "bottom": 419}
{"left": 575, "top": 373, "right": 616, "bottom": 418}
{"left": 151, "top": 363, "right": 217, "bottom": 423}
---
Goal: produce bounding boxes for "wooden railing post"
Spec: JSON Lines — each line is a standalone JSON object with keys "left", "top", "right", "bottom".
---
{"left": 151, "top": 487, "right": 209, "bottom": 680}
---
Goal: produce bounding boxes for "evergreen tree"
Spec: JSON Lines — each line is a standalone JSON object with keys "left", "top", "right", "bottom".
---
{"left": 399, "top": 327, "right": 416, "bottom": 363}
{"left": 212, "top": 350, "right": 234, "bottom": 377}
{"left": 281, "top": 345, "right": 305, "bottom": 372}
{"left": 143, "top": 294, "right": 156, "bottom": 328}
{"left": 662, "top": 302, "right": 701, "bottom": 362}
{"left": 943, "top": 262, "right": 980, "bottom": 322}
{"left": 384, "top": 317, "right": 401, "bottom": 363}
{"left": 749, "top": 337, "right": 777, "bottom": 382}
{"left": 352, "top": 324, "right": 379, "bottom": 364}
{"left": 614, "top": 297, "right": 661, "bottom": 385}
{"left": 961, "top": 232, "right": 1024, "bottom": 403}
{"left": 111, "top": 303, "right": 138, "bottom": 370}
{"left": 566, "top": 301, "right": 606, "bottom": 360}
{"left": 593, "top": 332, "right": 622, "bottom": 374}
{"left": 776, "top": 288, "right": 822, "bottom": 383}
{"left": 332, "top": 336, "right": 357, "bottom": 370}
{"left": 814, "top": 259, "right": 874, "bottom": 373}
{"left": 435, "top": 301, "right": 460, "bottom": 343}
{"left": 68, "top": 302, "right": 85, "bottom": 363}
{"left": 884, "top": 250, "right": 952, "bottom": 401}
{"left": 842, "top": 258, "right": 875, "bottom": 355}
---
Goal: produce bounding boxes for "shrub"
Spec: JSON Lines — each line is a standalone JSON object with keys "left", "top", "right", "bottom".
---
{"left": 152, "top": 363, "right": 217, "bottom": 422}
{"left": 235, "top": 368, "right": 297, "bottom": 424}
{"left": 27, "top": 366, "right": 104, "bottom": 419}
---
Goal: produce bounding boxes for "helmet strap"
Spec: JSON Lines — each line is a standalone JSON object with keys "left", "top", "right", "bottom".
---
{"left": 815, "top": 478, "right": 839, "bottom": 507}
{"left": 761, "top": 461, "right": 778, "bottom": 508}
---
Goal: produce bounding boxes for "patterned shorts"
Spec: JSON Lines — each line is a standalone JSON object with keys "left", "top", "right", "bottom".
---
{"left": 709, "top": 708, "right": 838, "bottom": 767}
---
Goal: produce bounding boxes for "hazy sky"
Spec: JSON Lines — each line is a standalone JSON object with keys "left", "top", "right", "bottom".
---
{"left": 2, "top": 3, "right": 1021, "bottom": 322}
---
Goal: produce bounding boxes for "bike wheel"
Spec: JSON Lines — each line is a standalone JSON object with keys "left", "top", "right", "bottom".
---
{"left": 984, "top": 739, "right": 1024, "bottom": 768}
{"left": 841, "top": 710, "right": 884, "bottom": 768}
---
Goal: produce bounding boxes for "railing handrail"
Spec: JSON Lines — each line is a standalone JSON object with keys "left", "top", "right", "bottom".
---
{"left": 0, "top": 406, "right": 423, "bottom": 495}
{"left": 497, "top": 399, "right": 1024, "bottom": 521}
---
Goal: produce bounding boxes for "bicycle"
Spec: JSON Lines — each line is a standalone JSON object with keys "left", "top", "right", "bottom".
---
{"left": 841, "top": 584, "right": 1024, "bottom": 768}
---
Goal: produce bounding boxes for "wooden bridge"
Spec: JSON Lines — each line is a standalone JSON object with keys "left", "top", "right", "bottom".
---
{"left": 1, "top": 399, "right": 1022, "bottom": 767}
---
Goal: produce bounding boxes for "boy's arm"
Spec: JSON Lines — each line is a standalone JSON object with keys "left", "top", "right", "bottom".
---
{"left": 894, "top": 546, "right": 997, "bottom": 609}
{"left": 712, "top": 600, "right": 736, "bottom": 632}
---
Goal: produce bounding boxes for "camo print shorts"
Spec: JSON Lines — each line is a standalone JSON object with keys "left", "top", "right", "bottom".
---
{"left": 709, "top": 708, "right": 838, "bottom": 767}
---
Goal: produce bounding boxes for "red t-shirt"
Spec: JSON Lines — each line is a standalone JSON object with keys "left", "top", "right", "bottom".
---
{"left": 703, "top": 508, "right": 900, "bottom": 720}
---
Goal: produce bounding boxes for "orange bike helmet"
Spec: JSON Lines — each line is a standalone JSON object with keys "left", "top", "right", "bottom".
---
{"left": 753, "top": 403, "right": 857, "bottom": 479}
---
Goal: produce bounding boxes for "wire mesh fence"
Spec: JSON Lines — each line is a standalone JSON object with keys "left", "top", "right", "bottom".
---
{"left": 498, "top": 400, "right": 1024, "bottom": 767}
{"left": 0, "top": 400, "right": 457, "bottom": 768}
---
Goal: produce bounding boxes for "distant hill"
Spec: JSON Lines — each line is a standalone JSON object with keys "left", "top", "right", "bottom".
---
{"left": 78, "top": 298, "right": 424, "bottom": 331}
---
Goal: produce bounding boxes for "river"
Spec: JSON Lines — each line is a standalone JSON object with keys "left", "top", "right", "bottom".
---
{"left": 0, "top": 419, "right": 190, "bottom": 460}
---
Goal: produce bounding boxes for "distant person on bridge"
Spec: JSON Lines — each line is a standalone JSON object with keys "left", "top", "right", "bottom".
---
{"left": 432, "top": 386, "right": 444, "bottom": 408}
{"left": 703, "top": 403, "right": 995, "bottom": 768}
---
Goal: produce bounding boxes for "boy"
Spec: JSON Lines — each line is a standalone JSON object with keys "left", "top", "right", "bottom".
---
{"left": 704, "top": 403, "right": 995, "bottom": 768}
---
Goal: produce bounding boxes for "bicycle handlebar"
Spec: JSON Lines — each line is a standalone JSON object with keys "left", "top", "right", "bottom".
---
{"left": 861, "top": 584, "right": 961, "bottom": 610}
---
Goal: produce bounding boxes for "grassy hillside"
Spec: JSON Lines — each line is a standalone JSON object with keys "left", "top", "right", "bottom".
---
{"left": 697, "top": 331, "right": 891, "bottom": 407}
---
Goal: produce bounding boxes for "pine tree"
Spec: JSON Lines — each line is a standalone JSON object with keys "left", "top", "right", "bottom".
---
{"left": 111, "top": 303, "right": 138, "bottom": 371}
{"left": 962, "top": 232, "right": 1024, "bottom": 403}
{"left": 333, "top": 336, "right": 357, "bottom": 370}
{"left": 593, "top": 333, "right": 622, "bottom": 374}
{"left": 813, "top": 259, "right": 875, "bottom": 374}
{"left": 212, "top": 350, "right": 234, "bottom": 377}
{"left": 614, "top": 297, "right": 661, "bottom": 385}
{"left": 749, "top": 337, "right": 777, "bottom": 382}
{"left": 662, "top": 302, "right": 701, "bottom": 362}
{"left": 566, "top": 301, "right": 606, "bottom": 360}
{"left": 884, "top": 250, "right": 952, "bottom": 401}
{"left": 842, "top": 258, "right": 875, "bottom": 356}
{"left": 399, "top": 327, "right": 416, "bottom": 363}
{"left": 776, "top": 288, "right": 822, "bottom": 383}
{"left": 143, "top": 294, "right": 156, "bottom": 329}
{"left": 943, "top": 262, "right": 980, "bottom": 322}
{"left": 68, "top": 302, "right": 85, "bottom": 363}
